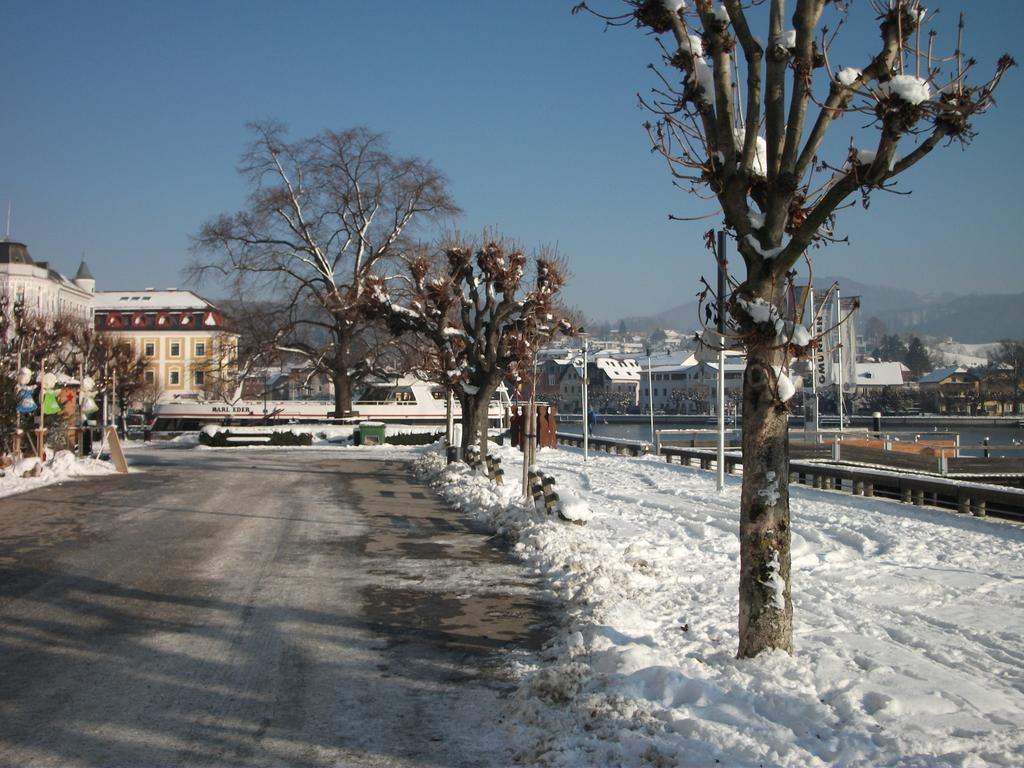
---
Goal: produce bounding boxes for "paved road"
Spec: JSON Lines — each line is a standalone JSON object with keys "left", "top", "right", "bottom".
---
{"left": 0, "top": 448, "right": 552, "bottom": 767}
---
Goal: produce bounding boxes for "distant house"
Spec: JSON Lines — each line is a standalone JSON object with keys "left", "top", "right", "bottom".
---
{"left": 917, "top": 366, "right": 979, "bottom": 415}
{"left": 93, "top": 289, "right": 239, "bottom": 401}
{"left": 263, "top": 366, "right": 334, "bottom": 401}
{"left": 974, "top": 363, "right": 1022, "bottom": 416}
{"left": 853, "top": 362, "right": 910, "bottom": 395}
{"left": 640, "top": 352, "right": 746, "bottom": 415}
{"left": 558, "top": 356, "right": 641, "bottom": 412}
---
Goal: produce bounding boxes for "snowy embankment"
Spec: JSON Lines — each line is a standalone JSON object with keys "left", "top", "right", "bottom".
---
{"left": 0, "top": 451, "right": 119, "bottom": 499}
{"left": 416, "top": 444, "right": 1024, "bottom": 767}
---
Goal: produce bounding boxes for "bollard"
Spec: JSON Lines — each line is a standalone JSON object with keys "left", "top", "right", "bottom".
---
{"left": 465, "top": 446, "right": 483, "bottom": 471}
{"left": 872, "top": 411, "right": 882, "bottom": 433}
{"left": 486, "top": 454, "right": 504, "bottom": 485}
{"left": 528, "top": 469, "right": 545, "bottom": 512}
{"left": 542, "top": 475, "right": 560, "bottom": 516}
{"left": 913, "top": 489, "right": 925, "bottom": 506}
{"left": 901, "top": 487, "right": 912, "bottom": 504}
{"left": 958, "top": 496, "right": 970, "bottom": 514}
{"left": 971, "top": 499, "right": 987, "bottom": 517}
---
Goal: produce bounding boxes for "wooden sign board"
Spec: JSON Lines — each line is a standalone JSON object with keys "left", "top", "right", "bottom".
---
{"left": 104, "top": 426, "right": 130, "bottom": 474}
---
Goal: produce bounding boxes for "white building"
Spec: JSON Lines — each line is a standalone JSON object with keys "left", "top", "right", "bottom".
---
{"left": 93, "top": 289, "right": 239, "bottom": 400}
{"left": 557, "top": 356, "right": 642, "bottom": 411}
{"left": 853, "top": 362, "right": 910, "bottom": 393}
{"left": 0, "top": 240, "right": 94, "bottom": 321}
{"left": 640, "top": 352, "right": 747, "bottom": 414}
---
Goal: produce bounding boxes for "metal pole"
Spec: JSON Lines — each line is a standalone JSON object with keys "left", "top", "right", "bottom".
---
{"left": 582, "top": 337, "right": 589, "bottom": 462}
{"left": 647, "top": 349, "right": 654, "bottom": 445}
{"left": 716, "top": 230, "right": 727, "bottom": 492}
{"left": 76, "top": 360, "right": 84, "bottom": 458}
{"left": 836, "top": 285, "right": 844, "bottom": 432}
{"left": 38, "top": 359, "right": 45, "bottom": 459}
{"left": 809, "top": 285, "right": 819, "bottom": 436}
{"left": 446, "top": 388, "right": 455, "bottom": 464}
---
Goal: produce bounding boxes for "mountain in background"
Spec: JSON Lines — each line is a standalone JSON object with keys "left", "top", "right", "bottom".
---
{"left": 607, "top": 278, "right": 1023, "bottom": 344}
{"left": 872, "top": 292, "right": 1024, "bottom": 344}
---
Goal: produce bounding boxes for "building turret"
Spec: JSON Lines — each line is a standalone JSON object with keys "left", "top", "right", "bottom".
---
{"left": 74, "top": 259, "right": 96, "bottom": 293}
{"left": 0, "top": 240, "right": 34, "bottom": 265}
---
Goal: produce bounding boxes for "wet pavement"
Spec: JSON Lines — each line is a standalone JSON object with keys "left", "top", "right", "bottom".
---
{"left": 0, "top": 448, "right": 553, "bottom": 767}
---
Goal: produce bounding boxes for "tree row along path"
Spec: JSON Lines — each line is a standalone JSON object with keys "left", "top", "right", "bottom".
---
{"left": 0, "top": 449, "right": 552, "bottom": 767}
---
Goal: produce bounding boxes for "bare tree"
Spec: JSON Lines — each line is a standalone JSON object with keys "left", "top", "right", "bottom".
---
{"left": 1, "top": 299, "right": 93, "bottom": 455}
{"left": 190, "top": 122, "right": 460, "bottom": 417}
{"left": 368, "top": 236, "right": 572, "bottom": 460}
{"left": 578, "top": 0, "right": 1014, "bottom": 657}
{"left": 987, "top": 339, "right": 1024, "bottom": 415}
{"left": 74, "top": 330, "right": 148, "bottom": 418}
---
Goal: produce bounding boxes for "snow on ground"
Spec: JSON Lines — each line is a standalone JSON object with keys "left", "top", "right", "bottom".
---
{"left": 0, "top": 450, "right": 120, "bottom": 499}
{"left": 416, "top": 444, "right": 1024, "bottom": 767}
{"left": 928, "top": 340, "right": 1001, "bottom": 369}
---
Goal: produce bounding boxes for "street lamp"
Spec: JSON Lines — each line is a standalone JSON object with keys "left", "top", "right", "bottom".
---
{"left": 647, "top": 346, "right": 654, "bottom": 445}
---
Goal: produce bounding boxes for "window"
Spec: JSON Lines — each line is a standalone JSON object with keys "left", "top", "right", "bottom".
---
{"left": 194, "top": 341, "right": 206, "bottom": 357}
{"left": 194, "top": 370, "right": 205, "bottom": 386}
{"left": 144, "top": 370, "right": 155, "bottom": 384}
{"left": 169, "top": 341, "right": 181, "bottom": 357}
{"left": 144, "top": 342, "right": 156, "bottom": 357}
{"left": 169, "top": 370, "right": 180, "bottom": 385}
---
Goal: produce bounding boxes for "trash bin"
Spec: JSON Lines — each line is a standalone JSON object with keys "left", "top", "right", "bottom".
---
{"left": 357, "top": 421, "right": 387, "bottom": 446}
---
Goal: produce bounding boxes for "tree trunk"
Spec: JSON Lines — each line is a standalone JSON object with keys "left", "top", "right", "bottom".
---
{"left": 459, "top": 391, "right": 492, "bottom": 464}
{"left": 737, "top": 338, "right": 793, "bottom": 658}
{"left": 332, "top": 333, "right": 353, "bottom": 417}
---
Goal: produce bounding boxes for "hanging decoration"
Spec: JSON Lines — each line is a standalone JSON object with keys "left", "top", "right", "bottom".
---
{"left": 80, "top": 376, "right": 99, "bottom": 415}
{"left": 41, "top": 372, "right": 61, "bottom": 416}
{"left": 15, "top": 367, "right": 37, "bottom": 414}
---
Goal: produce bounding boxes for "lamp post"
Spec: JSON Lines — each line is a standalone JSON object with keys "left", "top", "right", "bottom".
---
{"left": 716, "top": 230, "right": 727, "bottom": 492}
{"left": 647, "top": 347, "right": 655, "bottom": 445}
{"left": 582, "top": 336, "right": 589, "bottom": 462}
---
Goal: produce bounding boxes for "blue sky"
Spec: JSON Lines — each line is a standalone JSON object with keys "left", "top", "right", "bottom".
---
{"left": 3, "top": 0, "right": 1022, "bottom": 321}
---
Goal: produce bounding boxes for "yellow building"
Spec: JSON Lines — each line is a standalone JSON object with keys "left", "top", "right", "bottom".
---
{"left": 93, "top": 289, "right": 238, "bottom": 400}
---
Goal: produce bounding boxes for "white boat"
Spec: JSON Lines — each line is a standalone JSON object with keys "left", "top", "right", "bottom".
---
{"left": 151, "top": 376, "right": 511, "bottom": 431}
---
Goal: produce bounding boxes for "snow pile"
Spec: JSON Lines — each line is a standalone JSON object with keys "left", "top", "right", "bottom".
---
{"left": 734, "top": 128, "right": 768, "bottom": 176}
{"left": 417, "top": 444, "right": 1024, "bottom": 767}
{"left": 773, "top": 365, "right": 797, "bottom": 402}
{"left": 689, "top": 58, "right": 715, "bottom": 102}
{"left": 878, "top": 75, "right": 932, "bottom": 105}
{"left": 662, "top": 0, "right": 684, "bottom": 12}
{"left": 837, "top": 67, "right": 862, "bottom": 87}
{"left": 191, "top": 422, "right": 443, "bottom": 447}
{"left": 735, "top": 297, "right": 812, "bottom": 350}
{"left": 856, "top": 148, "right": 877, "bottom": 165}
{"left": 683, "top": 32, "right": 703, "bottom": 57}
{"left": 558, "top": 488, "right": 593, "bottom": 524}
{"left": 0, "top": 450, "right": 119, "bottom": 499}
{"left": 776, "top": 29, "right": 796, "bottom": 48}
{"left": 742, "top": 234, "right": 784, "bottom": 259}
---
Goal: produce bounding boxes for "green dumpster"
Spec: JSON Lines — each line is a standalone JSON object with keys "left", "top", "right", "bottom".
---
{"left": 357, "top": 421, "right": 387, "bottom": 446}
